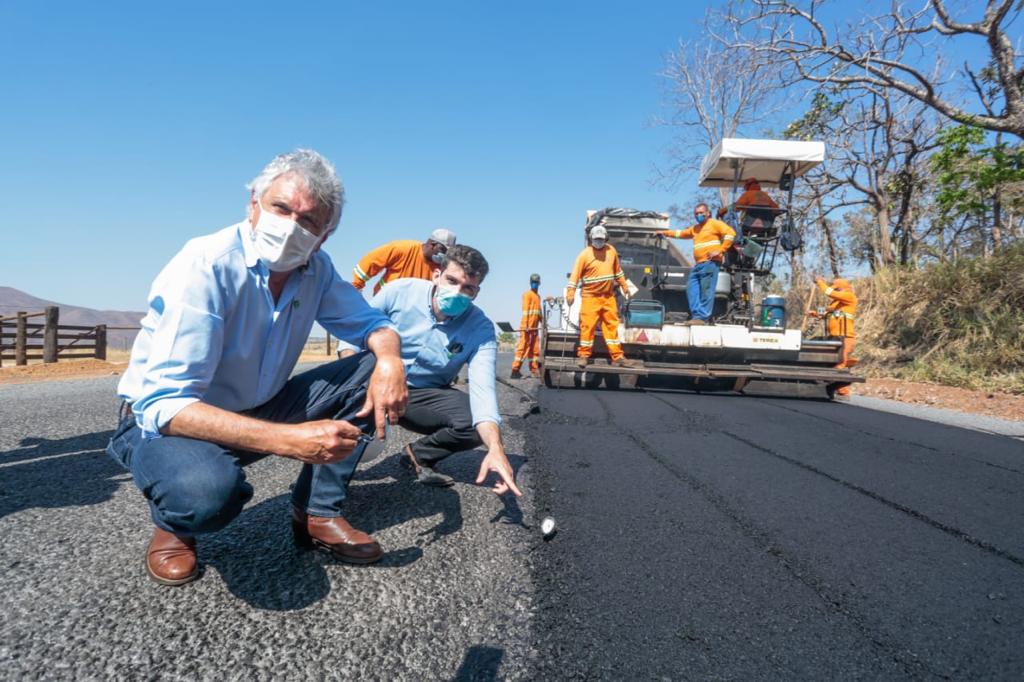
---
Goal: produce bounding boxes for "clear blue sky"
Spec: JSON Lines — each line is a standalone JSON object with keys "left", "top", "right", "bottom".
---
{"left": 0, "top": 2, "right": 997, "bottom": 328}
{"left": 0, "top": 2, "right": 712, "bottom": 327}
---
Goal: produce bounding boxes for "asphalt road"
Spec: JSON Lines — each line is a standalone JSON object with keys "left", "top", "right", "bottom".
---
{"left": 0, "top": 365, "right": 541, "bottom": 681}
{"left": 528, "top": 385, "right": 1024, "bottom": 680}
{"left": 2, "top": 359, "right": 1023, "bottom": 680}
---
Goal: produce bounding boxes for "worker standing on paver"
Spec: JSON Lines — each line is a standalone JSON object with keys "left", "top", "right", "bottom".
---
{"left": 810, "top": 274, "right": 858, "bottom": 397}
{"left": 352, "top": 229, "right": 457, "bottom": 294}
{"left": 510, "top": 274, "right": 543, "bottom": 379}
{"left": 659, "top": 203, "right": 736, "bottom": 326}
{"left": 566, "top": 226, "right": 637, "bottom": 369}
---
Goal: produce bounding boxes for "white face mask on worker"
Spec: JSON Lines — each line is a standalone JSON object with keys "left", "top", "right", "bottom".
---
{"left": 251, "top": 205, "right": 321, "bottom": 272}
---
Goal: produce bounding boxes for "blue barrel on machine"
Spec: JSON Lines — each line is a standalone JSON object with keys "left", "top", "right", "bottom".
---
{"left": 760, "top": 296, "right": 786, "bottom": 328}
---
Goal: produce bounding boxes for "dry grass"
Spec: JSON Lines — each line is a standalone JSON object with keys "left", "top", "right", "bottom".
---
{"left": 854, "top": 244, "right": 1024, "bottom": 394}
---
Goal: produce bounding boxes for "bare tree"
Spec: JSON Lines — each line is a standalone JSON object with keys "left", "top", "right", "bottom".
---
{"left": 655, "top": 14, "right": 788, "bottom": 190}
{"left": 726, "top": 0, "right": 1024, "bottom": 137}
{"left": 786, "top": 86, "right": 940, "bottom": 269}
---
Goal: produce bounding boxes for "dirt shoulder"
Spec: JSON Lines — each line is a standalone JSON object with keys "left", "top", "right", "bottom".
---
{"left": 0, "top": 359, "right": 129, "bottom": 384}
{"left": 0, "top": 354, "right": 333, "bottom": 386}
{"left": 854, "top": 377, "right": 1024, "bottom": 422}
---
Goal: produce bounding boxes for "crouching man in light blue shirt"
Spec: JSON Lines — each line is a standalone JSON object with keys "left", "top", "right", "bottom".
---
{"left": 107, "top": 149, "right": 408, "bottom": 586}
{"left": 370, "top": 246, "right": 522, "bottom": 495}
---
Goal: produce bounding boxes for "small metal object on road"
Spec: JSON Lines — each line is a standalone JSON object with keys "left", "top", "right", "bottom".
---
{"left": 540, "top": 516, "right": 557, "bottom": 540}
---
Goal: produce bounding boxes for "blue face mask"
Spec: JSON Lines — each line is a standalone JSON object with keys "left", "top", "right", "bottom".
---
{"left": 695, "top": 214, "right": 708, "bottom": 224}
{"left": 436, "top": 284, "right": 473, "bottom": 318}
{"left": 531, "top": 283, "right": 539, "bottom": 291}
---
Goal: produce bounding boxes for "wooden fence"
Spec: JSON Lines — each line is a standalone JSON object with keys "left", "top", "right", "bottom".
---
{"left": 0, "top": 306, "right": 135, "bottom": 367}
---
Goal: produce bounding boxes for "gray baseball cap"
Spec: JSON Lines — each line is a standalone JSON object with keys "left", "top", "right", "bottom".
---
{"left": 429, "top": 228, "right": 457, "bottom": 247}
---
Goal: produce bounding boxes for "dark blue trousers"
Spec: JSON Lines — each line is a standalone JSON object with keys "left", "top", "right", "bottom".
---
{"left": 106, "top": 353, "right": 376, "bottom": 537}
{"left": 687, "top": 260, "right": 719, "bottom": 321}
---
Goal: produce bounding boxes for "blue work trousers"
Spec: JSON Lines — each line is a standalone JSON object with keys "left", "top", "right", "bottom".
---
{"left": 106, "top": 352, "right": 376, "bottom": 537}
{"left": 687, "top": 260, "right": 720, "bottom": 321}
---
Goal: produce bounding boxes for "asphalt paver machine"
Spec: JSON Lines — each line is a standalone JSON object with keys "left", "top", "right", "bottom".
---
{"left": 539, "top": 138, "right": 864, "bottom": 399}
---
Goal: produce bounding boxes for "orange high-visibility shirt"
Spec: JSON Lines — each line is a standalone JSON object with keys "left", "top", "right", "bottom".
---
{"left": 519, "top": 290, "right": 542, "bottom": 330}
{"left": 736, "top": 189, "right": 779, "bottom": 210}
{"left": 352, "top": 239, "right": 435, "bottom": 294}
{"left": 817, "top": 280, "right": 857, "bottom": 338}
{"left": 568, "top": 245, "right": 628, "bottom": 299}
{"left": 660, "top": 218, "right": 736, "bottom": 263}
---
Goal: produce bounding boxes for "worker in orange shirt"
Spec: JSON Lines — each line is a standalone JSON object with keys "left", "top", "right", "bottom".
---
{"left": 809, "top": 275, "right": 857, "bottom": 397}
{"left": 352, "top": 228, "right": 457, "bottom": 294}
{"left": 659, "top": 203, "right": 736, "bottom": 325}
{"left": 510, "top": 273, "right": 543, "bottom": 379}
{"left": 566, "top": 226, "right": 637, "bottom": 369}
{"left": 735, "top": 178, "right": 779, "bottom": 211}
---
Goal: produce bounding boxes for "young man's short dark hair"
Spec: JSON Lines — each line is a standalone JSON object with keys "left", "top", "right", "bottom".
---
{"left": 442, "top": 245, "right": 489, "bottom": 281}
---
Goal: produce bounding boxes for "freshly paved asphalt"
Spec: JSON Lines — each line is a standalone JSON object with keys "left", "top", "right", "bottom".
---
{"left": 2, "top": 358, "right": 1023, "bottom": 680}
{"left": 528, "top": 384, "right": 1024, "bottom": 680}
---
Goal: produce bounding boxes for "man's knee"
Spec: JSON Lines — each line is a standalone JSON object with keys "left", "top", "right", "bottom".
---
{"left": 138, "top": 445, "right": 251, "bottom": 535}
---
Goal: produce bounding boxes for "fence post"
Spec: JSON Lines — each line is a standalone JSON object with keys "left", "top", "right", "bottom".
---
{"left": 43, "top": 306, "right": 59, "bottom": 363}
{"left": 95, "top": 325, "right": 107, "bottom": 360}
{"left": 326, "top": 333, "right": 332, "bottom": 356}
{"left": 15, "top": 312, "right": 27, "bottom": 365}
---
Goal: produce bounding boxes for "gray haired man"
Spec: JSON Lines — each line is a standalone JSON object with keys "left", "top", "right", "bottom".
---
{"left": 108, "top": 149, "right": 408, "bottom": 586}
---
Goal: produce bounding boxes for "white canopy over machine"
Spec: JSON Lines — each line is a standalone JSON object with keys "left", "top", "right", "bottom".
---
{"left": 699, "top": 138, "right": 825, "bottom": 188}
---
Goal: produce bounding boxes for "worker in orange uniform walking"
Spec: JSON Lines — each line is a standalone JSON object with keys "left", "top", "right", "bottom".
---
{"left": 352, "top": 228, "right": 457, "bottom": 294}
{"left": 566, "top": 226, "right": 638, "bottom": 369}
{"left": 510, "top": 274, "right": 543, "bottom": 379}
{"left": 809, "top": 275, "right": 858, "bottom": 397}
{"left": 658, "top": 203, "right": 736, "bottom": 325}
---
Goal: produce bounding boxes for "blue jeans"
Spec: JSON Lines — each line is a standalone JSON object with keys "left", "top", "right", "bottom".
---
{"left": 106, "top": 352, "right": 376, "bottom": 537}
{"left": 687, "top": 260, "right": 719, "bottom": 321}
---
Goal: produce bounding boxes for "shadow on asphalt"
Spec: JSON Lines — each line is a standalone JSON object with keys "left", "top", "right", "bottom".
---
{"left": 199, "top": 492, "right": 429, "bottom": 611}
{"left": 453, "top": 644, "right": 504, "bottom": 681}
{"left": 0, "top": 431, "right": 124, "bottom": 520}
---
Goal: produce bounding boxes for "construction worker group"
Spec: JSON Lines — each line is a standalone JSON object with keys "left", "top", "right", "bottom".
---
{"left": 349, "top": 181, "right": 856, "bottom": 386}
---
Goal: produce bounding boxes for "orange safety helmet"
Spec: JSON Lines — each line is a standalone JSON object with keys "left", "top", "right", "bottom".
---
{"left": 744, "top": 178, "right": 761, "bottom": 190}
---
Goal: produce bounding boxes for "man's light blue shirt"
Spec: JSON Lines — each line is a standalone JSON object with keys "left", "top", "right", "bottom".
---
{"left": 370, "top": 278, "right": 500, "bottom": 426}
{"left": 118, "top": 222, "right": 392, "bottom": 439}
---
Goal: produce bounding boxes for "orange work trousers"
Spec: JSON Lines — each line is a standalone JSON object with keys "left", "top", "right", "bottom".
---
{"left": 512, "top": 329, "right": 540, "bottom": 374}
{"left": 836, "top": 337, "right": 856, "bottom": 396}
{"left": 577, "top": 295, "right": 624, "bottom": 361}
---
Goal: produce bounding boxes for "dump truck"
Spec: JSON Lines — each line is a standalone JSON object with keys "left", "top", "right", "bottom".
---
{"left": 538, "top": 138, "right": 864, "bottom": 399}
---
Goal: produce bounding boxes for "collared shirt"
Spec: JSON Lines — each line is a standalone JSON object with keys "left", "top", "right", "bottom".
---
{"left": 370, "top": 278, "right": 500, "bottom": 426}
{"left": 118, "top": 221, "right": 392, "bottom": 439}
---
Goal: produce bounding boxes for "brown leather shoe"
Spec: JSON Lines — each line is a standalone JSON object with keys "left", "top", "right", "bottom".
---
{"left": 292, "top": 507, "right": 383, "bottom": 564}
{"left": 146, "top": 527, "right": 199, "bottom": 586}
{"left": 611, "top": 357, "right": 640, "bottom": 368}
{"left": 576, "top": 357, "right": 590, "bottom": 369}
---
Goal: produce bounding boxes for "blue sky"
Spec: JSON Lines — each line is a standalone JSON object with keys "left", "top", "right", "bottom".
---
{"left": 0, "top": 2, "right": 1001, "bottom": 328}
{"left": 0, "top": 2, "right": 714, "bottom": 327}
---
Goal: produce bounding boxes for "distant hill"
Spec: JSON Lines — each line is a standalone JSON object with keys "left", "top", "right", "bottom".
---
{"left": 0, "top": 287, "right": 145, "bottom": 351}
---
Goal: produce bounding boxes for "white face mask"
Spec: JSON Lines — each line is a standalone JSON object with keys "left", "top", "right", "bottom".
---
{"left": 592, "top": 239, "right": 606, "bottom": 249}
{"left": 251, "top": 204, "right": 322, "bottom": 272}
